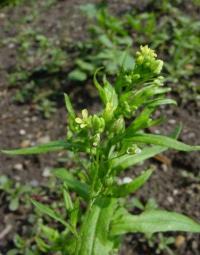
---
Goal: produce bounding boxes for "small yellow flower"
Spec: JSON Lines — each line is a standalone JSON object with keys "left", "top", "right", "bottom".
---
{"left": 82, "top": 109, "right": 88, "bottom": 119}
{"left": 75, "top": 109, "right": 89, "bottom": 128}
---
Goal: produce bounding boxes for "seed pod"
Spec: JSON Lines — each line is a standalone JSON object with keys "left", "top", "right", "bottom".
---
{"left": 127, "top": 144, "right": 142, "bottom": 155}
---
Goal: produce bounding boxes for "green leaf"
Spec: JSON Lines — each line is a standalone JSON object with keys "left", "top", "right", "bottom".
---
{"left": 40, "top": 224, "right": 59, "bottom": 242}
{"left": 75, "top": 197, "right": 117, "bottom": 255}
{"left": 146, "top": 98, "right": 177, "bottom": 107}
{"left": 53, "top": 168, "right": 89, "bottom": 200}
{"left": 64, "top": 93, "right": 75, "bottom": 119}
{"left": 2, "top": 140, "right": 72, "bottom": 155}
{"left": 93, "top": 69, "right": 118, "bottom": 110}
{"left": 126, "top": 108, "right": 155, "bottom": 133}
{"left": 98, "top": 34, "right": 113, "bottom": 48}
{"left": 68, "top": 69, "right": 87, "bottom": 81}
{"left": 111, "top": 146, "right": 167, "bottom": 172}
{"left": 76, "top": 59, "right": 94, "bottom": 72}
{"left": 111, "top": 210, "right": 200, "bottom": 235}
{"left": 111, "top": 126, "right": 182, "bottom": 172}
{"left": 9, "top": 197, "right": 19, "bottom": 211}
{"left": 110, "top": 169, "right": 153, "bottom": 197}
{"left": 32, "top": 200, "right": 68, "bottom": 227}
{"left": 103, "top": 76, "right": 118, "bottom": 110}
{"left": 35, "top": 237, "right": 49, "bottom": 252}
{"left": 124, "top": 133, "right": 200, "bottom": 152}
{"left": 93, "top": 68, "right": 106, "bottom": 101}
{"left": 75, "top": 201, "right": 101, "bottom": 255}
{"left": 80, "top": 3, "right": 97, "bottom": 18}
{"left": 0, "top": 0, "right": 22, "bottom": 7}
{"left": 70, "top": 198, "right": 80, "bottom": 228}
{"left": 120, "top": 52, "right": 135, "bottom": 71}
{"left": 63, "top": 187, "right": 74, "bottom": 211}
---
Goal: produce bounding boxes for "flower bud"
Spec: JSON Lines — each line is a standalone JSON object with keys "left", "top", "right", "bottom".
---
{"left": 92, "top": 115, "right": 105, "bottom": 133}
{"left": 111, "top": 117, "right": 125, "bottom": 134}
{"left": 103, "top": 102, "right": 114, "bottom": 122}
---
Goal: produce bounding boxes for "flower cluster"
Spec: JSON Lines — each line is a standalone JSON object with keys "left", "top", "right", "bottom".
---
{"left": 136, "top": 45, "right": 163, "bottom": 75}
{"left": 123, "top": 45, "right": 164, "bottom": 87}
{"left": 75, "top": 109, "right": 105, "bottom": 133}
{"left": 75, "top": 109, "right": 105, "bottom": 147}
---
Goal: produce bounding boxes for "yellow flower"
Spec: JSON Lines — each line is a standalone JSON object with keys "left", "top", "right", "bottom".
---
{"left": 75, "top": 109, "right": 89, "bottom": 128}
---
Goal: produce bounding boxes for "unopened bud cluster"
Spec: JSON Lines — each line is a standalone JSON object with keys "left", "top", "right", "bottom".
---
{"left": 136, "top": 45, "right": 163, "bottom": 75}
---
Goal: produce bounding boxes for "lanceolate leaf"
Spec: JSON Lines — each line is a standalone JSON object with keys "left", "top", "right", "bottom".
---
{"left": 32, "top": 200, "right": 68, "bottom": 228}
{"left": 127, "top": 107, "right": 155, "bottom": 133}
{"left": 111, "top": 210, "right": 200, "bottom": 235}
{"left": 102, "top": 76, "right": 118, "bottom": 110}
{"left": 111, "top": 125, "right": 183, "bottom": 172}
{"left": 111, "top": 145, "right": 167, "bottom": 172}
{"left": 146, "top": 98, "right": 177, "bottom": 107}
{"left": 64, "top": 93, "right": 76, "bottom": 119}
{"left": 93, "top": 69, "right": 118, "bottom": 109}
{"left": 63, "top": 188, "right": 74, "bottom": 211}
{"left": 53, "top": 168, "right": 89, "bottom": 200}
{"left": 124, "top": 133, "right": 200, "bottom": 151}
{"left": 93, "top": 68, "right": 107, "bottom": 104}
{"left": 110, "top": 169, "right": 153, "bottom": 197}
{"left": 1, "top": 140, "right": 72, "bottom": 155}
{"left": 75, "top": 197, "right": 117, "bottom": 255}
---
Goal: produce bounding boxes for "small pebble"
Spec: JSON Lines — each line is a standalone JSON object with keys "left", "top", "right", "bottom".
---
{"left": 24, "top": 117, "right": 30, "bottom": 123}
{"left": 42, "top": 167, "right": 51, "bottom": 177}
{"left": 20, "top": 140, "right": 31, "bottom": 148}
{"left": 173, "top": 189, "right": 179, "bottom": 195}
{"left": 23, "top": 110, "right": 29, "bottom": 115}
{"left": 175, "top": 235, "right": 186, "bottom": 248}
{"left": 13, "top": 163, "right": 23, "bottom": 171}
{"left": 14, "top": 175, "right": 21, "bottom": 181}
{"left": 154, "top": 129, "right": 161, "bottom": 134}
{"left": 192, "top": 240, "right": 198, "bottom": 250}
{"left": 161, "top": 164, "right": 168, "bottom": 172}
{"left": 169, "top": 119, "right": 176, "bottom": 124}
{"left": 8, "top": 43, "right": 15, "bottom": 49}
{"left": 19, "top": 129, "right": 26, "bottom": 135}
{"left": 188, "top": 132, "right": 195, "bottom": 139}
{"left": 167, "top": 196, "right": 174, "bottom": 204}
{"left": 30, "top": 180, "right": 39, "bottom": 187}
{"left": 31, "top": 116, "right": 37, "bottom": 122}
{"left": 0, "top": 13, "right": 6, "bottom": 19}
{"left": 37, "top": 135, "right": 50, "bottom": 144}
{"left": 27, "top": 134, "right": 33, "bottom": 139}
